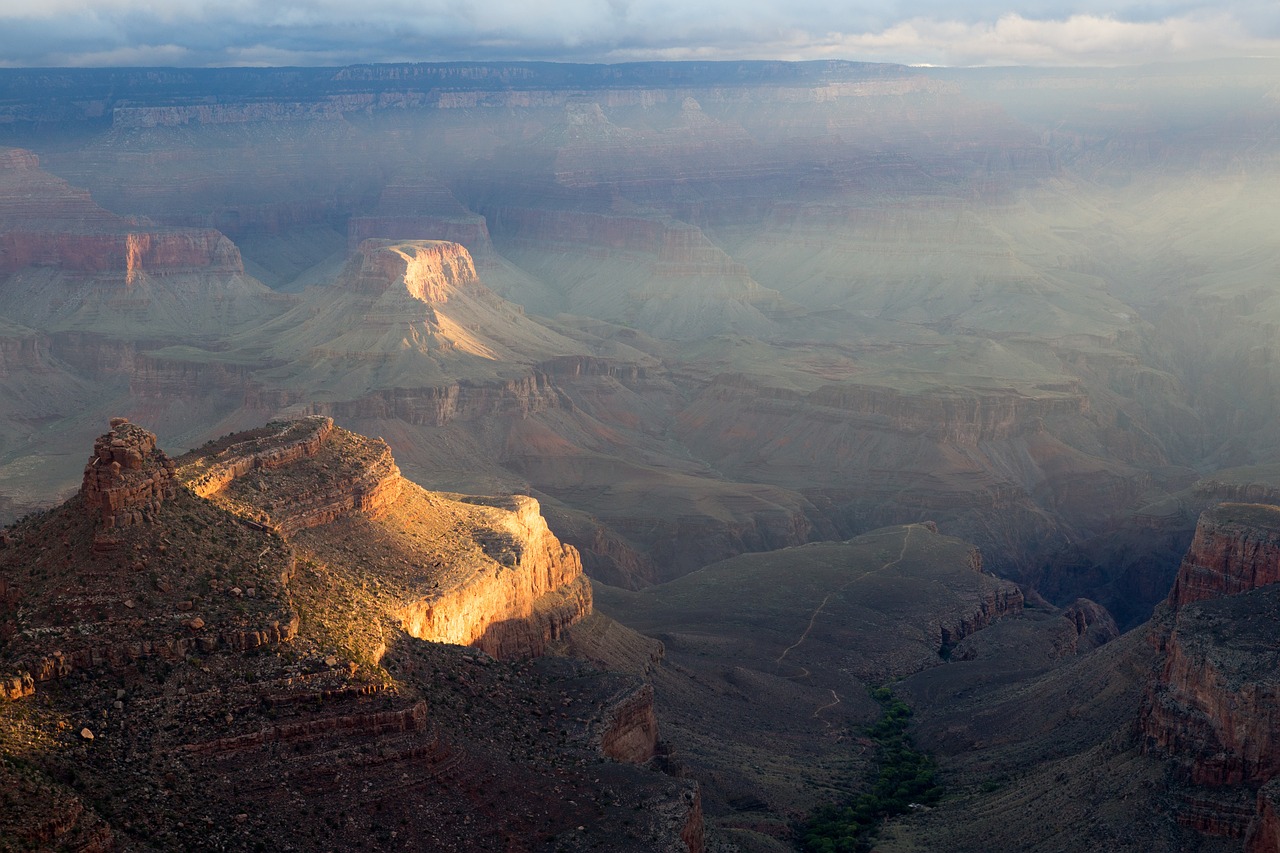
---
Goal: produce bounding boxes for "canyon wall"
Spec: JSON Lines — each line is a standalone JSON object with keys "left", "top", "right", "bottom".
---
{"left": 0, "top": 148, "right": 244, "bottom": 279}
{"left": 1166, "top": 503, "right": 1280, "bottom": 609}
{"left": 1140, "top": 502, "right": 1280, "bottom": 839}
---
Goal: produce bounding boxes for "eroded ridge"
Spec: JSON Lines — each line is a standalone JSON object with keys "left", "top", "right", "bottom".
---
{"left": 183, "top": 416, "right": 335, "bottom": 499}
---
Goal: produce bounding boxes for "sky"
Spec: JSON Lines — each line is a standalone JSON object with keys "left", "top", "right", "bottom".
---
{"left": 0, "top": 0, "right": 1277, "bottom": 68}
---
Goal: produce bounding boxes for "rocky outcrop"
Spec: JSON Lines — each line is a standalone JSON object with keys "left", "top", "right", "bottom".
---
{"left": 681, "top": 787, "right": 706, "bottom": 853}
{"left": 1166, "top": 503, "right": 1280, "bottom": 609}
{"left": 185, "top": 417, "right": 332, "bottom": 491}
{"left": 346, "top": 238, "right": 478, "bottom": 300}
{"left": 183, "top": 420, "right": 592, "bottom": 660}
{"left": 185, "top": 417, "right": 406, "bottom": 535}
{"left": 1053, "top": 598, "right": 1121, "bottom": 656}
{"left": 0, "top": 670, "right": 34, "bottom": 700}
{"left": 402, "top": 495, "right": 591, "bottom": 659}
{"left": 597, "top": 682, "right": 660, "bottom": 764}
{"left": 938, "top": 578, "right": 1025, "bottom": 652}
{"left": 80, "top": 417, "right": 177, "bottom": 529}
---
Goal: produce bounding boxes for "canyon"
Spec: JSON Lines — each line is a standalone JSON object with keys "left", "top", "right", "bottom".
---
{"left": 2, "top": 58, "right": 1280, "bottom": 851}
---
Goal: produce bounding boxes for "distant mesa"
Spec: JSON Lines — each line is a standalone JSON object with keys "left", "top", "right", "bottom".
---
{"left": 346, "top": 238, "right": 479, "bottom": 302}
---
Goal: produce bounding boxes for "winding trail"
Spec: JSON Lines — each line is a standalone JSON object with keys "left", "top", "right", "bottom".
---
{"left": 813, "top": 689, "right": 843, "bottom": 728}
{"left": 774, "top": 525, "right": 918, "bottom": 725}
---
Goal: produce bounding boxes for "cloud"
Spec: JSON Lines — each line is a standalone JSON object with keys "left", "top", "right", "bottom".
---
{"left": 807, "top": 11, "right": 1275, "bottom": 66}
{"left": 0, "top": 1, "right": 1276, "bottom": 66}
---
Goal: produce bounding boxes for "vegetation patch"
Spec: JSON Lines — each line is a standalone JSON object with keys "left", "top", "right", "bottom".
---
{"left": 801, "top": 686, "right": 943, "bottom": 852}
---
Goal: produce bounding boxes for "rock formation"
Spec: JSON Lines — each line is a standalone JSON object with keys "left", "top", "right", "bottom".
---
{"left": 1166, "top": 503, "right": 1280, "bottom": 608}
{"left": 80, "top": 417, "right": 177, "bottom": 529}
{"left": 0, "top": 419, "right": 702, "bottom": 850}
{"left": 181, "top": 417, "right": 591, "bottom": 660}
{"left": 1139, "top": 502, "right": 1280, "bottom": 842}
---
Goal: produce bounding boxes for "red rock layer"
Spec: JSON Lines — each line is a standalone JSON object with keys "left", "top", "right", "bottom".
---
{"left": 1166, "top": 503, "right": 1280, "bottom": 609}
{"left": 1142, "top": 625, "right": 1280, "bottom": 787}
{"left": 1140, "top": 502, "right": 1280, "bottom": 838}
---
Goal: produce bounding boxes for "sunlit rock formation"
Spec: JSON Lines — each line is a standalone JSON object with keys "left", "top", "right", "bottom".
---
{"left": 180, "top": 416, "right": 591, "bottom": 660}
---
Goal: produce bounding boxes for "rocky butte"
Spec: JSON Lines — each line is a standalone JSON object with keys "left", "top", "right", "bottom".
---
{"left": 0, "top": 418, "right": 702, "bottom": 851}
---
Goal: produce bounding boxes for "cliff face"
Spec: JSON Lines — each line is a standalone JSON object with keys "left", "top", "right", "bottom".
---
{"left": 347, "top": 239, "right": 478, "bottom": 302}
{"left": 1139, "top": 502, "right": 1280, "bottom": 840}
{"left": 595, "top": 682, "right": 660, "bottom": 764}
{"left": 1143, "top": 613, "right": 1280, "bottom": 789}
{"left": 1248, "top": 780, "right": 1280, "bottom": 853}
{"left": 401, "top": 495, "right": 592, "bottom": 659}
{"left": 0, "top": 148, "right": 244, "bottom": 279}
{"left": 1166, "top": 503, "right": 1280, "bottom": 609}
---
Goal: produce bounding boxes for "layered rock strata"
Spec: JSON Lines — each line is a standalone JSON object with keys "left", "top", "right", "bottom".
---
{"left": 80, "top": 418, "right": 177, "bottom": 530}
{"left": 183, "top": 419, "right": 591, "bottom": 660}
{"left": 1140, "top": 502, "right": 1280, "bottom": 841}
{"left": 1166, "top": 503, "right": 1280, "bottom": 608}
{"left": 184, "top": 416, "right": 335, "bottom": 499}
{"left": 0, "top": 148, "right": 244, "bottom": 279}
{"left": 597, "top": 682, "right": 660, "bottom": 764}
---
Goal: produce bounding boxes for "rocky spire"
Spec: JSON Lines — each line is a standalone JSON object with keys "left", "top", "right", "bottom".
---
{"left": 80, "top": 417, "right": 177, "bottom": 530}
